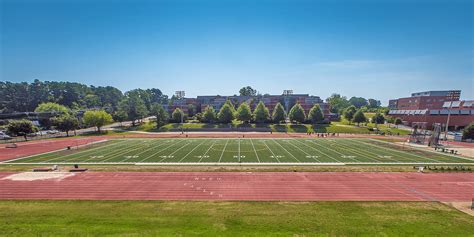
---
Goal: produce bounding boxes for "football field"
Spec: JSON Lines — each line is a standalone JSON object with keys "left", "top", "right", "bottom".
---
{"left": 6, "top": 138, "right": 474, "bottom": 165}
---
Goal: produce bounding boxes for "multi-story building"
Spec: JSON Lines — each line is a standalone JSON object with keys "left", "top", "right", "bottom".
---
{"left": 169, "top": 93, "right": 334, "bottom": 121}
{"left": 387, "top": 90, "right": 473, "bottom": 130}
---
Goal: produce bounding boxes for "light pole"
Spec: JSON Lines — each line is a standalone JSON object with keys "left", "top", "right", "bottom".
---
{"left": 175, "top": 91, "right": 185, "bottom": 134}
{"left": 283, "top": 90, "right": 293, "bottom": 120}
{"left": 443, "top": 91, "right": 456, "bottom": 141}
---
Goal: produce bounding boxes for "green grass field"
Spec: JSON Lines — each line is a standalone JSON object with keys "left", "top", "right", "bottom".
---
{"left": 0, "top": 201, "right": 473, "bottom": 236}
{"left": 7, "top": 138, "right": 473, "bottom": 165}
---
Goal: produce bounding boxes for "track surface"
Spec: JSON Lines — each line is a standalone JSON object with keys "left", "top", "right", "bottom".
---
{"left": 0, "top": 172, "right": 472, "bottom": 201}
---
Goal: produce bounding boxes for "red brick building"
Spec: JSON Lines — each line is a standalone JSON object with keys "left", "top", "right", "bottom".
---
{"left": 388, "top": 90, "right": 473, "bottom": 130}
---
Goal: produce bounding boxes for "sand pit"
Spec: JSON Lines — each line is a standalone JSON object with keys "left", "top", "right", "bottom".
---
{"left": 2, "top": 172, "right": 75, "bottom": 181}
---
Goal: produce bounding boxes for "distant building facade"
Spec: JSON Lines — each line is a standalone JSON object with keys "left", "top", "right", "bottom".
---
{"left": 168, "top": 93, "right": 335, "bottom": 121}
{"left": 387, "top": 90, "right": 473, "bottom": 130}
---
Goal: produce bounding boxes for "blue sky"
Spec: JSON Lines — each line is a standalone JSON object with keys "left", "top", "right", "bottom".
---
{"left": 1, "top": 0, "right": 472, "bottom": 104}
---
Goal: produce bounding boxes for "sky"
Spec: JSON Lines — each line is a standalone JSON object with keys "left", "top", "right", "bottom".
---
{"left": 1, "top": 0, "right": 473, "bottom": 104}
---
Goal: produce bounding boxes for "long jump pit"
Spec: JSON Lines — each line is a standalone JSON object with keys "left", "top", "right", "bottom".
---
{"left": 0, "top": 172, "right": 472, "bottom": 203}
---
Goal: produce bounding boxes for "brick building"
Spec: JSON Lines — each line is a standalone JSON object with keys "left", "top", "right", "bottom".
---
{"left": 388, "top": 90, "right": 473, "bottom": 130}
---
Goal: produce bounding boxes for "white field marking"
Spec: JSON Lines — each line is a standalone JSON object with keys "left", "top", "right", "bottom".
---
{"left": 218, "top": 139, "right": 230, "bottom": 163}
{"left": 30, "top": 139, "right": 123, "bottom": 163}
{"left": 353, "top": 139, "right": 440, "bottom": 163}
{"left": 330, "top": 140, "right": 384, "bottom": 163}
{"left": 178, "top": 140, "right": 207, "bottom": 162}
{"left": 337, "top": 139, "right": 399, "bottom": 163}
{"left": 260, "top": 140, "right": 280, "bottom": 163}
{"left": 291, "top": 139, "right": 341, "bottom": 163}
{"left": 95, "top": 140, "right": 160, "bottom": 163}
{"left": 158, "top": 140, "right": 193, "bottom": 162}
{"left": 72, "top": 139, "right": 150, "bottom": 162}
{"left": 138, "top": 139, "right": 185, "bottom": 163}
{"left": 250, "top": 139, "right": 261, "bottom": 163}
{"left": 271, "top": 139, "right": 301, "bottom": 162}
{"left": 308, "top": 140, "right": 361, "bottom": 163}
{"left": 119, "top": 139, "right": 172, "bottom": 162}
{"left": 198, "top": 140, "right": 217, "bottom": 162}
{"left": 367, "top": 138, "right": 474, "bottom": 162}
{"left": 284, "top": 140, "right": 320, "bottom": 162}
{"left": 43, "top": 139, "right": 134, "bottom": 163}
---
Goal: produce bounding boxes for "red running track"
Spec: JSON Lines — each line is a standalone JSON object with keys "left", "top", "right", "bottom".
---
{"left": 0, "top": 172, "right": 472, "bottom": 201}
{"left": 0, "top": 137, "right": 106, "bottom": 162}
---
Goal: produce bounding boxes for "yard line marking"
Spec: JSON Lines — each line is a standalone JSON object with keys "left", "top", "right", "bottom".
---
{"left": 198, "top": 140, "right": 217, "bottom": 162}
{"left": 36, "top": 140, "right": 127, "bottom": 163}
{"left": 325, "top": 139, "right": 382, "bottom": 163}
{"left": 309, "top": 140, "right": 362, "bottom": 162}
{"left": 158, "top": 140, "right": 193, "bottom": 162}
{"left": 88, "top": 139, "right": 164, "bottom": 163}
{"left": 218, "top": 139, "right": 229, "bottom": 163}
{"left": 261, "top": 140, "right": 280, "bottom": 163}
{"left": 138, "top": 139, "right": 185, "bottom": 163}
{"left": 285, "top": 140, "right": 320, "bottom": 162}
{"left": 73, "top": 139, "right": 147, "bottom": 162}
{"left": 120, "top": 139, "right": 171, "bottom": 162}
{"left": 43, "top": 140, "right": 134, "bottom": 163}
{"left": 353, "top": 139, "right": 439, "bottom": 163}
{"left": 338, "top": 139, "right": 399, "bottom": 163}
{"left": 178, "top": 140, "right": 207, "bottom": 162}
{"left": 272, "top": 139, "right": 301, "bottom": 162}
{"left": 250, "top": 139, "right": 261, "bottom": 163}
{"left": 291, "top": 139, "right": 341, "bottom": 163}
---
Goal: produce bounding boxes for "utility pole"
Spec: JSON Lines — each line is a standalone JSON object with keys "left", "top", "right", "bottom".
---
{"left": 175, "top": 91, "right": 185, "bottom": 134}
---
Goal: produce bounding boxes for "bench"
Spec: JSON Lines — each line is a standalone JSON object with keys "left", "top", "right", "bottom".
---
{"left": 69, "top": 168, "right": 88, "bottom": 172}
{"left": 32, "top": 167, "right": 53, "bottom": 172}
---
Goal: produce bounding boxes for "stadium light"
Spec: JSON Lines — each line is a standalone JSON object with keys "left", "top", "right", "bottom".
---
{"left": 443, "top": 91, "right": 456, "bottom": 140}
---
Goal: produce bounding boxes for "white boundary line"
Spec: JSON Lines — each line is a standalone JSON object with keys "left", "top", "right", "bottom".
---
{"left": 356, "top": 139, "right": 440, "bottom": 163}
{"left": 4, "top": 162, "right": 474, "bottom": 166}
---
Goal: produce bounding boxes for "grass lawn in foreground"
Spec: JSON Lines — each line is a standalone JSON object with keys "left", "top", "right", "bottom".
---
{"left": 8, "top": 138, "right": 473, "bottom": 165}
{"left": 0, "top": 201, "right": 472, "bottom": 236}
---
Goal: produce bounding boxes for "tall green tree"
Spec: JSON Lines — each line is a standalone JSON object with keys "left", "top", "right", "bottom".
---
{"left": 394, "top": 117, "right": 403, "bottom": 128}
{"left": 368, "top": 99, "right": 381, "bottom": 108}
{"left": 202, "top": 106, "right": 217, "bottom": 123}
{"left": 171, "top": 108, "right": 184, "bottom": 123}
{"left": 83, "top": 110, "right": 113, "bottom": 133}
{"left": 236, "top": 102, "right": 252, "bottom": 123}
{"left": 372, "top": 112, "right": 385, "bottom": 125}
{"left": 218, "top": 103, "right": 235, "bottom": 123}
{"left": 113, "top": 110, "right": 128, "bottom": 127}
{"left": 253, "top": 101, "right": 270, "bottom": 123}
{"left": 272, "top": 102, "right": 286, "bottom": 123}
{"left": 462, "top": 122, "right": 474, "bottom": 140}
{"left": 34, "top": 102, "right": 70, "bottom": 114}
{"left": 326, "top": 94, "right": 350, "bottom": 113}
{"left": 6, "top": 120, "right": 38, "bottom": 141}
{"left": 349, "top": 97, "right": 368, "bottom": 108}
{"left": 308, "top": 104, "right": 324, "bottom": 124}
{"left": 150, "top": 103, "right": 168, "bottom": 128}
{"left": 118, "top": 91, "right": 148, "bottom": 126}
{"left": 289, "top": 103, "right": 306, "bottom": 123}
{"left": 352, "top": 110, "right": 367, "bottom": 126}
{"left": 343, "top": 105, "right": 357, "bottom": 123}
{"left": 52, "top": 114, "right": 79, "bottom": 136}
{"left": 239, "top": 86, "right": 257, "bottom": 96}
